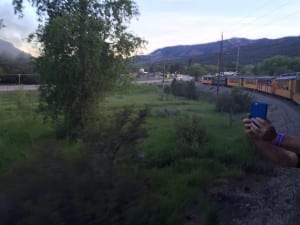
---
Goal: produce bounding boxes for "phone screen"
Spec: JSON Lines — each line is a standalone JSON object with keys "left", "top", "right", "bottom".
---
{"left": 250, "top": 102, "right": 268, "bottom": 120}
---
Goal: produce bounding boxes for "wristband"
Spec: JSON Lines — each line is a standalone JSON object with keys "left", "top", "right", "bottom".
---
{"left": 275, "top": 133, "right": 285, "bottom": 147}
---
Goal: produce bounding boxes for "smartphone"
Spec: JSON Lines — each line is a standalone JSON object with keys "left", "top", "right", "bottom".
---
{"left": 250, "top": 101, "right": 268, "bottom": 120}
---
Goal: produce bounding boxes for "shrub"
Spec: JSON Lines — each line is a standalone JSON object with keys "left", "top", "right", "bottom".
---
{"left": 215, "top": 88, "right": 252, "bottom": 113}
{"left": 170, "top": 79, "right": 198, "bottom": 100}
{"left": 176, "top": 115, "right": 208, "bottom": 151}
{"left": 0, "top": 108, "right": 150, "bottom": 225}
{"left": 163, "top": 85, "right": 171, "bottom": 95}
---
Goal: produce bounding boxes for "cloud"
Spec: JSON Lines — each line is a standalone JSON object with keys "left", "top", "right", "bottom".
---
{"left": 0, "top": 1, "right": 38, "bottom": 55}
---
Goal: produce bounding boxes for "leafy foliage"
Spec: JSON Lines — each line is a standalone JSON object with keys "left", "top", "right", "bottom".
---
{"left": 13, "top": 0, "right": 144, "bottom": 137}
{"left": 0, "top": 107, "right": 149, "bottom": 225}
{"left": 215, "top": 88, "right": 252, "bottom": 113}
{"left": 253, "top": 55, "right": 300, "bottom": 75}
{"left": 188, "top": 63, "right": 207, "bottom": 80}
{"left": 0, "top": 54, "right": 33, "bottom": 75}
{"left": 176, "top": 115, "right": 208, "bottom": 151}
{"left": 170, "top": 79, "right": 198, "bottom": 100}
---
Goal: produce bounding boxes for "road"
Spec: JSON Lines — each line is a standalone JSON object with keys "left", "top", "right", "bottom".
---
{"left": 0, "top": 80, "right": 169, "bottom": 92}
{"left": 0, "top": 85, "right": 39, "bottom": 92}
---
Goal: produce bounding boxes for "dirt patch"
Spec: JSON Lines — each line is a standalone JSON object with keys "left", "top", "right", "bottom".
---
{"left": 208, "top": 168, "right": 300, "bottom": 225}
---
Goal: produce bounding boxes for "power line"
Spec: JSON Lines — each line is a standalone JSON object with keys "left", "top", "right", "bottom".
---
{"left": 195, "top": 0, "right": 297, "bottom": 48}
{"left": 225, "top": 0, "right": 292, "bottom": 37}
{"left": 223, "top": 0, "right": 279, "bottom": 34}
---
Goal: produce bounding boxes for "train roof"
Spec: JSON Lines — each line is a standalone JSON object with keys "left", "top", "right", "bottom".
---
{"left": 278, "top": 72, "right": 300, "bottom": 77}
{"left": 256, "top": 76, "right": 275, "bottom": 80}
{"left": 202, "top": 75, "right": 214, "bottom": 77}
{"left": 228, "top": 75, "right": 274, "bottom": 80}
{"left": 275, "top": 75, "right": 297, "bottom": 80}
{"left": 276, "top": 72, "right": 300, "bottom": 80}
{"left": 228, "top": 76, "right": 243, "bottom": 79}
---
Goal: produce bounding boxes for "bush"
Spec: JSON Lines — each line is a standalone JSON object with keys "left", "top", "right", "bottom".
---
{"left": 0, "top": 108, "right": 150, "bottom": 225}
{"left": 163, "top": 85, "right": 171, "bottom": 95}
{"left": 176, "top": 115, "right": 209, "bottom": 151}
{"left": 170, "top": 79, "right": 198, "bottom": 100}
{"left": 215, "top": 88, "right": 252, "bottom": 113}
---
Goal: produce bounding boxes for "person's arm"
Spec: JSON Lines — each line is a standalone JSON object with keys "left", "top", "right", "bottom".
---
{"left": 242, "top": 117, "right": 299, "bottom": 167}
{"left": 253, "top": 140, "right": 299, "bottom": 167}
{"left": 279, "top": 135, "right": 300, "bottom": 154}
{"left": 251, "top": 118, "right": 300, "bottom": 154}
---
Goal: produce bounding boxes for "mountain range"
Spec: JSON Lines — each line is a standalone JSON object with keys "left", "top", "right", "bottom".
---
{"left": 0, "top": 39, "right": 31, "bottom": 59}
{"left": 2, "top": 36, "right": 300, "bottom": 67}
{"left": 136, "top": 36, "right": 300, "bottom": 66}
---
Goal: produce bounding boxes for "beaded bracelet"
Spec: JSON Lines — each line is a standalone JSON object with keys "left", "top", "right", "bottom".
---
{"left": 275, "top": 133, "right": 285, "bottom": 147}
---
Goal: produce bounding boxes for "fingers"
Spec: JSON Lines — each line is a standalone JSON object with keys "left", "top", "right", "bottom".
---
{"left": 250, "top": 123, "right": 261, "bottom": 134}
{"left": 255, "top": 117, "right": 265, "bottom": 123}
{"left": 243, "top": 118, "right": 252, "bottom": 130}
{"left": 243, "top": 116, "right": 276, "bottom": 141}
{"left": 251, "top": 117, "right": 270, "bottom": 129}
{"left": 242, "top": 117, "right": 251, "bottom": 124}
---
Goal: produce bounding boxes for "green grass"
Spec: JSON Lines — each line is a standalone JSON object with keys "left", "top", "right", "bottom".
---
{"left": 0, "top": 91, "right": 79, "bottom": 170}
{"left": 100, "top": 84, "right": 263, "bottom": 224}
{"left": 0, "top": 85, "right": 265, "bottom": 225}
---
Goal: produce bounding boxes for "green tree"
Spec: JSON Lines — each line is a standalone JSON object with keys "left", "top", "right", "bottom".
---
{"left": 254, "top": 55, "right": 295, "bottom": 75}
{"left": 239, "top": 64, "right": 254, "bottom": 75}
{"left": 188, "top": 63, "right": 206, "bottom": 80}
{"left": 13, "top": 0, "right": 144, "bottom": 137}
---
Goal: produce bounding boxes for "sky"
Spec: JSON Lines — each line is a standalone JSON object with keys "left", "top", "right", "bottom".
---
{"left": 0, "top": 0, "right": 300, "bottom": 56}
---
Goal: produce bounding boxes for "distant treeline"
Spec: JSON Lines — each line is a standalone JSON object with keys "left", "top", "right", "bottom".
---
{"left": 139, "top": 55, "right": 300, "bottom": 79}
{"left": 0, "top": 53, "right": 34, "bottom": 75}
{"left": 0, "top": 52, "right": 38, "bottom": 84}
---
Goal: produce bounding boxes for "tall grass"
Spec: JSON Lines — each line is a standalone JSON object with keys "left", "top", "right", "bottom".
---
{"left": 0, "top": 91, "right": 79, "bottom": 170}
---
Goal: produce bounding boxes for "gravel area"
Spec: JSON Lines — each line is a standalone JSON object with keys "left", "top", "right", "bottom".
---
{"left": 196, "top": 83, "right": 300, "bottom": 225}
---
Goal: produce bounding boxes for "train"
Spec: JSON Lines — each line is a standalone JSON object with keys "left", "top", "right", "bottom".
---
{"left": 201, "top": 72, "right": 300, "bottom": 105}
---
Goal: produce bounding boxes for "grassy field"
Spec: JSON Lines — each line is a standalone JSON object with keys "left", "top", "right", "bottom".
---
{"left": 0, "top": 85, "right": 265, "bottom": 225}
{"left": 103, "top": 84, "right": 262, "bottom": 224}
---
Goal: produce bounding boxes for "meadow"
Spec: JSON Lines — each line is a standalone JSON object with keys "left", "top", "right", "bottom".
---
{"left": 0, "top": 84, "right": 269, "bottom": 225}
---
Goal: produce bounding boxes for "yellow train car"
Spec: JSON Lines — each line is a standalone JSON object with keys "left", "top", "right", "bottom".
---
{"left": 257, "top": 76, "right": 275, "bottom": 94}
{"left": 292, "top": 74, "right": 300, "bottom": 104}
{"left": 274, "top": 76, "right": 294, "bottom": 100}
{"left": 243, "top": 76, "right": 258, "bottom": 91}
{"left": 201, "top": 75, "right": 213, "bottom": 85}
{"left": 227, "top": 76, "right": 243, "bottom": 87}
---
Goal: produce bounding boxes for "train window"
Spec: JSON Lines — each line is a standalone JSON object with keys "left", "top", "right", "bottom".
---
{"left": 296, "top": 80, "right": 300, "bottom": 93}
{"left": 276, "top": 80, "right": 289, "bottom": 90}
{"left": 229, "top": 78, "right": 240, "bottom": 83}
{"left": 258, "top": 79, "right": 272, "bottom": 86}
{"left": 245, "top": 79, "right": 256, "bottom": 85}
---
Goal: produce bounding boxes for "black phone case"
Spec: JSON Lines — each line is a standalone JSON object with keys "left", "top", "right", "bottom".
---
{"left": 250, "top": 102, "right": 268, "bottom": 119}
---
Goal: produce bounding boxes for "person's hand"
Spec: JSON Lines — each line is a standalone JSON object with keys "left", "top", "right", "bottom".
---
{"left": 242, "top": 117, "right": 256, "bottom": 140}
{"left": 250, "top": 117, "right": 277, "bottom": 141}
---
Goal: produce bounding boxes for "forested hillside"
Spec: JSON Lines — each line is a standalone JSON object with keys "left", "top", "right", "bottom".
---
{"left": 0, "top": 39, "right": 33, "bottom": 74}
{"left": 136, "top": 36, "right": 300, "bottom": 67}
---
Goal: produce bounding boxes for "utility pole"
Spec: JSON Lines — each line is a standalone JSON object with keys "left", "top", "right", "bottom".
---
{"left": 163, "top": 63, "right": 165, "bottom": 89}
{"left": 235, "top": 45, "right": 240, "bottom": 75}
{"left": 217, "top": 33, "right": 224, "bottom": 96}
